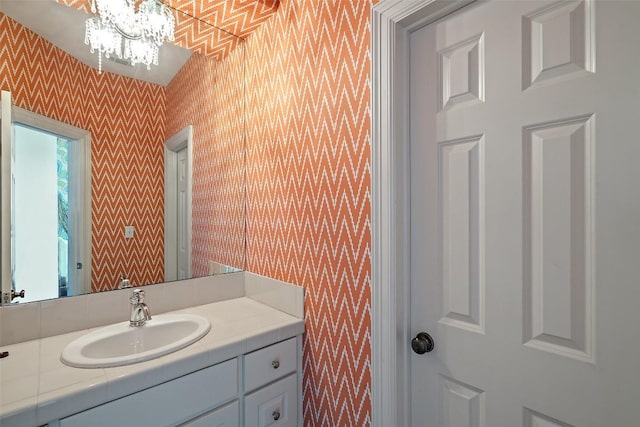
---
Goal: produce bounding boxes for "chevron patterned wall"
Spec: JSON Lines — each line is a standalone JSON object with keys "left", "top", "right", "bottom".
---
{"left": 166, "top": 49, "right": 246, "bottom": 276}
{"left": 245, "top": 0, "right": 373, "bottom": 425}
{"left": 0, "top": 14, "right": 166, "bottom": 292}
{"left": 170, "top": 0, "right": 278, "bottom": 60}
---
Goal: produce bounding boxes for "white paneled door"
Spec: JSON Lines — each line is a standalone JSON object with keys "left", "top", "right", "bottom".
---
{"left": 177, "top": 147, "right": 189, "bottom": 280}
{"left": 409, "top": 1, "right": 640, "bottom": 426}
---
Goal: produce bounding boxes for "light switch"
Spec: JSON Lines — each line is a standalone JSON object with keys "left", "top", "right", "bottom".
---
{"left": 124, "top": 225, "right": 135, "bottom": 239}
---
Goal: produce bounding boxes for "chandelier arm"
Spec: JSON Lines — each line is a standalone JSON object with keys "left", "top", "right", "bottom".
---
{"left": 113, "top": 22, "right": 143, "bottom": 40}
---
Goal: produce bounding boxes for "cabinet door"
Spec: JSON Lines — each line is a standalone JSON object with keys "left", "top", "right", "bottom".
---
{"left": 244, "top": 374, "right": 297, "bottom": 427}
{"left": 180, "top": 400, "right": 239, "bottom": 427}
{"left": 59, "top": 359, "right": 238, "bottom": 427}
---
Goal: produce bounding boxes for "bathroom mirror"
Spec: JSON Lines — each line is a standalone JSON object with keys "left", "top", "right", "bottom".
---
{"left": 0, "top": 1, "right": 246, "bottom": 304}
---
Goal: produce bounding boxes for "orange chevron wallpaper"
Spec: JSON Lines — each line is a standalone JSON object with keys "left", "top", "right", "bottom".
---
{"left": 245, "top": 0, "right": 373, "bottom": 425}
{"left": 0, "top": 13, "right": 166, "bottom": 292}
{"left": 170, "top": 0, "right": 278, "bottom": 60}
{"left": 166, "top": 49, "right": 245, "bottom": 276}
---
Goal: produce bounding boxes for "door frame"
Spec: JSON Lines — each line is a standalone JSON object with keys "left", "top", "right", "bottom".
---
{"left": 370, "top": 1, "right": 475, "bottom": 425}
{"left": 164, "top": 125, "right": 193, "bottom": 281}
{"left": 1, "top": 91, "right": 12, "bottom": 302}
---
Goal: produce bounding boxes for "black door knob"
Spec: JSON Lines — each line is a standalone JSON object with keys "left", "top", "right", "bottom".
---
{"left": 411, "top": 332, "right": 434, "bottom": 354}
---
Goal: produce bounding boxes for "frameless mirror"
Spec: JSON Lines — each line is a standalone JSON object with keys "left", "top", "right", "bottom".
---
{"left": 0, "top": 1, "right": 246, "bottom": 304}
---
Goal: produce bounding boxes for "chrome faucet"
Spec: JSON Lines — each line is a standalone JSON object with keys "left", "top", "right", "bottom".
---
{"left": 130, "top": 289, "right": 152, "bottom": 327}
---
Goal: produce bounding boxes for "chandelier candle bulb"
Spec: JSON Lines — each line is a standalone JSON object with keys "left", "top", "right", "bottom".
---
{"left": 85, "top": 0, "right": 175, "bottom": 73}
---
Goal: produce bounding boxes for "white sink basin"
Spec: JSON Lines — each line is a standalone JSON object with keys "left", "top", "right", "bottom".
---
{"left": 61, "top": 314, "right": 211, "bottom": 368}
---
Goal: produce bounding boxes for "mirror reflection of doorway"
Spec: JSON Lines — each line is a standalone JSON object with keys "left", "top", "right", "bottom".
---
{"left": 1, "top": 100, "right": 92, "bottom": 303}
{"left": 164, "top": 125, "right": 193, "bottom": 282}
{"left": 13, "top": 123, "right": 74, "bottom": 301}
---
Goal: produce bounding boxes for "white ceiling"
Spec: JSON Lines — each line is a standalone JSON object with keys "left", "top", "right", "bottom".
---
{"left": 0, "top": 0, "right": 193, "bottom": 86}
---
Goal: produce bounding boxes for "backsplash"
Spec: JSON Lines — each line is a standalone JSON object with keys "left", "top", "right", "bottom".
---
{"left": 0, "top": 272, "right": 303, "bottom": 347}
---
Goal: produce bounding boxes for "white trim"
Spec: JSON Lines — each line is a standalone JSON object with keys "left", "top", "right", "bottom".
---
{"left": 10, "top": 105, "right": 92, "bottom": 297}
{"left": 297, "top": 334, "right": 303, "bottom": 427}
{"left": 164, "top": 125, "right": 193, "bottom": 282}
{"left": 370, "top": 1, "right": 475, "bottom": 425}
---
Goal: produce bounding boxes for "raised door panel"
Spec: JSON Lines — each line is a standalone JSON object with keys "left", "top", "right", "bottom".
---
{"left": 438, "top": 135, "right": 485, "bottom": 333}
{"left": 441, "top": 376, "right": 485, "bottom": 427}
{"left": 522, "top": 115, "right": 594, "bottom": 363}
{"left": 522, "top": 0, "right": 594, "bottom": 89}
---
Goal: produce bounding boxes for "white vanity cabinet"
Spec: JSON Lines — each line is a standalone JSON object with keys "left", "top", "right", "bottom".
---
{"left": 55, "top": 337, "right": 300, "bottom": 427}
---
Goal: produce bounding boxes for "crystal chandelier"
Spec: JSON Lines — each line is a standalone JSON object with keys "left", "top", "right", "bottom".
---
{"left": 85, "top": 0, "right": 175, "bottom": 73}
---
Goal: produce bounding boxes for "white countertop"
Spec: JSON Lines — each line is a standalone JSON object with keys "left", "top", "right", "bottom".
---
{"left": 0, "top": 297, "right": 305, "bottom": 426}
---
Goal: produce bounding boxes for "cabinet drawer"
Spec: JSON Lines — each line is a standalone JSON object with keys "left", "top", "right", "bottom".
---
{"left": 60, "top": 358, "right": 238, "bottom": 427}
{"left": 244, "top": 338, "right": 296, "bottom": 392}
{"left": 244, "top": 374, "right": 297, "bottom": 427}
{"left": 180, "top": 400, "right": 239, "bottom": 427}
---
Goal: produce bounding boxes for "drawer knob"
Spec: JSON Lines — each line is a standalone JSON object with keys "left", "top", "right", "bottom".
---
{"left": 272, "top": 359, "right": 280, "bottom": 369}
{"left": 272, "top": 409, "right": 281, "bottom": 421}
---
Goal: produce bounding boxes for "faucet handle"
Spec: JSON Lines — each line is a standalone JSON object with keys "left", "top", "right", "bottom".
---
{"left": 130, "top": 289, "right": 145, "bottom": 304}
